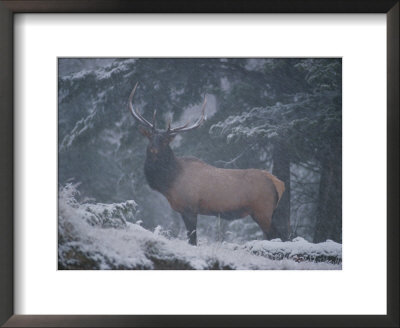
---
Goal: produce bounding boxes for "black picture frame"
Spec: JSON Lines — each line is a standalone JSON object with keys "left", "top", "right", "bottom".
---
{"left": 0, "top": 1, "right": 398, "bottom": 327}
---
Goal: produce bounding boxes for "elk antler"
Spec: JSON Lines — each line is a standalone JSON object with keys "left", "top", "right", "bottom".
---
{"left": 167, "top": 97, "right": 207, "bottom": 134}
{"left": 128, "top": 82, "right": 154, "bottom": 130}
{"left": 128, "top": 83, "right": 207, "bottom": 134}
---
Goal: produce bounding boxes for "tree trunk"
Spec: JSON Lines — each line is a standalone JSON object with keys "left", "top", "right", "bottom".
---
{"left": 313, "top": 157, "right": 342, "bottom": 243}
{"left": 271, "top": 141, "right": 291, "bottom": 240}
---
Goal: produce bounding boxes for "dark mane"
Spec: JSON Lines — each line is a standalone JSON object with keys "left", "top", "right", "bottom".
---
{"left": 144, "top": 147, "right": 181, "bottom": 194}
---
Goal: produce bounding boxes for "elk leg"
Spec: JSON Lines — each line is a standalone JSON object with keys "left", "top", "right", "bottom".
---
{"left": 264, "top": 225, "right": 278, "bottom": 240}
{"left": 217, "top": 214, "right": 222, "bottom": 242}
{"left": 269, "top": 210, "right": 289, "bottom": 241}
{"left": 251, "top": 212, "right": 273, "bottom": 240}
{"left": 181, "top": 213, "right": 197, "bottom": 246}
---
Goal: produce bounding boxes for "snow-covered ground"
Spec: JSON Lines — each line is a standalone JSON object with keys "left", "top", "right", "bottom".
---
{"left": 59, "top": 184, "right": 342, "bottom": 270}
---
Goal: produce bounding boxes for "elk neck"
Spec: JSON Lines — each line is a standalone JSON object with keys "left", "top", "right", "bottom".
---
{"left": 144, "top": 145, "right": 181, "bottom": 194}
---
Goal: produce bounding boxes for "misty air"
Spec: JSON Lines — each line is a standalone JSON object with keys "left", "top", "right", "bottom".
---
{"left": 58, "top": 58, "right": 342, "bottom": 270}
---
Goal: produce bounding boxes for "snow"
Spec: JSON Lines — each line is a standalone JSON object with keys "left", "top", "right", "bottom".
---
{"left": 59, "top": 184, "right": 342, "bottom": 270}
{"left": 59, "top": 110, "right": 97, "bottom": 151}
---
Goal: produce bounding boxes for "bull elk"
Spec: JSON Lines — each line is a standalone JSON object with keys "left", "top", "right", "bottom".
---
{"left": 128, "top": 83, "right": 285, "bottom": 245}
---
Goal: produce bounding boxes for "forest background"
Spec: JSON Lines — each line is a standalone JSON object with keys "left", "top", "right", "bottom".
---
{"left": 58, "top": 58, "right": 342, "bottom": 250}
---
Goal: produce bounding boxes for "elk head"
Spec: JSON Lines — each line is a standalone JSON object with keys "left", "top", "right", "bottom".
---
{"left": 128, "top": 82, "right": 207, "bottom": 159}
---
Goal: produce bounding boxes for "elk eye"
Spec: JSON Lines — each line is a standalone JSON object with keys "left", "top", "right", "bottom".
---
{"left": 150, "top": 148, "right": 158, "bottom": 154}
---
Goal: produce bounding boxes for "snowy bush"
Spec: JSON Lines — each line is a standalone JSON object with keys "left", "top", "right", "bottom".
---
{"left": 59, "top": 184, "right": 341, "bottom": 270}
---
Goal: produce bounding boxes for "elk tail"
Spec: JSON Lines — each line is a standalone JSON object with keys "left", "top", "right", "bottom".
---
{"left": 263, "top": 171, "right": 285, "bottom": 206}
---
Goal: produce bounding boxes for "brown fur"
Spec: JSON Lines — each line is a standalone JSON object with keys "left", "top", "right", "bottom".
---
{"left": 263, "top": 171, "right": 285, "bottom": 204}
{"left": 164, "top": 157, "right": 284, "bottom": 235}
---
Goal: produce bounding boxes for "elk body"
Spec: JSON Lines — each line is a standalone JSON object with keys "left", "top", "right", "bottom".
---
{"left": 128, "top": 83, "right": 285, "bottom": 245}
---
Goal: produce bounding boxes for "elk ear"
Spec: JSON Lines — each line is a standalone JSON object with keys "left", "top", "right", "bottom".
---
{"left": 162, "top": 133, "right": 176, "bottom": 145}
{"left": 166, "top": 134, "right": 176, "bottom": 143}
{"left": 139, "top": 126, "right": 152, "bottom": 139}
